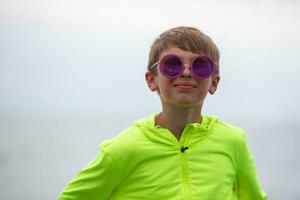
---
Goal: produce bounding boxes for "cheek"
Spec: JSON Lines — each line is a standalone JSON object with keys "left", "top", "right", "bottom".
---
{"left": 197, "top": 79, "right": 212, "bottom": 89}
{"left": 156, "top": 80, "right": 173, "bottom": 97}
{"left": 156, "top": 76, "right": 171, "bottom": 89}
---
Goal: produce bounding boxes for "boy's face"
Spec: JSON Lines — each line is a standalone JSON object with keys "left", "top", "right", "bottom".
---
{"left": 145, "top": 46, "right": 220, "bottom": 109}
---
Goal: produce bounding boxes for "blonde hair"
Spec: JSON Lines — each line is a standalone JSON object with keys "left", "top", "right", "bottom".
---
{"left": 147, "top": 26, "right": 220, "bottom": 74}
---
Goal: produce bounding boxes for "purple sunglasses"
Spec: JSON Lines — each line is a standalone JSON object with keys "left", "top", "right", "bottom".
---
{"left": 149, "top": 54, "right": 217, "bottom": 79}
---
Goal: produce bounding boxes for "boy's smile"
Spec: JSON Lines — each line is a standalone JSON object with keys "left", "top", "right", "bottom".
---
{"left": 174, "top": 82, "right": 197, "bottom": 89}
{"left": 146, "top": 46, "right": 220, "bottom": 109}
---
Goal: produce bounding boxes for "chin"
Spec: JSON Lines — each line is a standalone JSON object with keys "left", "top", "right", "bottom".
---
{"left": 170, "top": 100, "right": 202, "bottom": 108}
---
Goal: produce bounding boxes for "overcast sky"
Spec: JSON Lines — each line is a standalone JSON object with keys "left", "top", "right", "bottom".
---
{"left": 1, "top": 0, "right": 300, "bottom": 199}
{"left": 1, "top": 0, "right": 299, "bottom": 118}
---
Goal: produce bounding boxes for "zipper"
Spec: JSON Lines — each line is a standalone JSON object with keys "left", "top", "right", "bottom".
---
{"left": 161, "top": 125, "right": 193, "bottom": 200}
{"left": 179, "top": 126, "right": 192, "bottom": 200}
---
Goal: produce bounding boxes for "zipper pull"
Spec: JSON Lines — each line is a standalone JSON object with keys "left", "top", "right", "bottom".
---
{"left": 180, "top": 146, "right": 189, "bottom": 153}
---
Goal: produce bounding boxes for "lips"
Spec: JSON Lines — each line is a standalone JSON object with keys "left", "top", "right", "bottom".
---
{"left": 174, "top": 82, "right": 197, "bottom": 88}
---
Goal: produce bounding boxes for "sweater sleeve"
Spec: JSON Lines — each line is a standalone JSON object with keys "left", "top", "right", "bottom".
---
{"left": 58, "top": 146, "right": 119, "bottom": 200}
{"left": 236, "top": 132, "right": 268, "bottom": 200}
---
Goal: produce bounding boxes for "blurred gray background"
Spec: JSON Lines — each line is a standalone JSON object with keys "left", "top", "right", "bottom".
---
{"left": 1, "top": 0, "right": 300, "bottom": 199}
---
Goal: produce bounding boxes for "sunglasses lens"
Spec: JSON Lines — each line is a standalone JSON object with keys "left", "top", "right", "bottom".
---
{"left": 192, "top": 57, "right": 214, "bottom": 78}
{"left": 160, "top": 55, "right": 182, "bottom": 78}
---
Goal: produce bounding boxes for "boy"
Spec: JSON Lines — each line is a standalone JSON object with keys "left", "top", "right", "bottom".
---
{"left": 58, "top": 26, "right": 267, "bottom": 199}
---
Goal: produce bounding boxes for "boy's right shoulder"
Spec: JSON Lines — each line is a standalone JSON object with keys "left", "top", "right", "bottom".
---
{"left": 100, "top": 114, "right": 155, "bottom": 155}
{"left": 101, "top": 126, "right": 141, "bottom": 150}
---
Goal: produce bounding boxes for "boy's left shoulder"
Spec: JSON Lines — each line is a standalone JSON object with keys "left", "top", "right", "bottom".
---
{"left": 206, "top": 115, "right": 247, "bottom": 142}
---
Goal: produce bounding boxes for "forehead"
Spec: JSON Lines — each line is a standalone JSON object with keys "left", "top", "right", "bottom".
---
{"left": 159, "top": 46, "right": 205, "bottom": 60}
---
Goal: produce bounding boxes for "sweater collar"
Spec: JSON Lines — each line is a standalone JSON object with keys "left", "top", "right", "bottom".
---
{"left": 134, "top": 113, "right": 218, "bottom": 146}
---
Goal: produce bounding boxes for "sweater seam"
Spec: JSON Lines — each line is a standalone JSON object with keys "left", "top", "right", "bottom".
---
{"left": 102, "top": 148, "right": 120, "bottom": 185}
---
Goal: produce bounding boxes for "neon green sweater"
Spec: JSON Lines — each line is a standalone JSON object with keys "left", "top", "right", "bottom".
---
{"left": 58, "top": 114, "right": 267, "bottom": 200}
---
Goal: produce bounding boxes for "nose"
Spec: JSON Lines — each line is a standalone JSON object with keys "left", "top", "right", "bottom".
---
{"left": 181, "top": 61, "right": 192, "bottom": 78}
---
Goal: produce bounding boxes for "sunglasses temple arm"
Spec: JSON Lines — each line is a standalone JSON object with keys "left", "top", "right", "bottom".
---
{"left": 149, "top": 61, "right": 160, "bottom": 70}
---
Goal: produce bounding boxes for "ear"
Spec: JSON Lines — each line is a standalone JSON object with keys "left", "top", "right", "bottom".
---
{"left": 145, "top": 70, "right": 158, "bottom": 92}
{"left": 208, "top": 74, "right": 220, "bottom": 95}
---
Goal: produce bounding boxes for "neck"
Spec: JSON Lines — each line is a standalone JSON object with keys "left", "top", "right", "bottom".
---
{"left": 155, "top": 104, "right": 203, "bottom": 140}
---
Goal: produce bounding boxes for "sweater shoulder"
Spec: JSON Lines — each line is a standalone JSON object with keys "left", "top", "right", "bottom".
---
{"left": 100, "top": 125, "right": 143, "bottom": 154}
{"left": 211, "top": 118, "right": 247, "bottom": 144}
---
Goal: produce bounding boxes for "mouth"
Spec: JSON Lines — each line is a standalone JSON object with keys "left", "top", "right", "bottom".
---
{"left": 174, "top": 83, "right": 197, "bottom": 89}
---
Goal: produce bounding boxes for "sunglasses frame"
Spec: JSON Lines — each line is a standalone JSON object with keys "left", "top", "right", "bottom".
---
{"left": 149, "top": 54, "right": 217, "bottom": 79}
